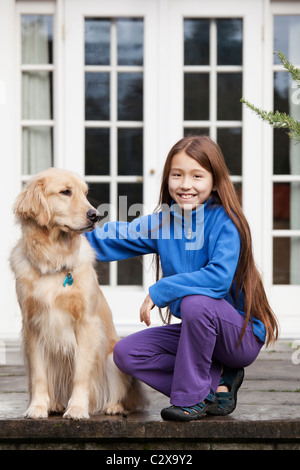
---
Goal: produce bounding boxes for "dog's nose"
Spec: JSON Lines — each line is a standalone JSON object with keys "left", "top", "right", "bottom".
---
{"left": 86, "top": 209, "right": 100, "bottom": 223}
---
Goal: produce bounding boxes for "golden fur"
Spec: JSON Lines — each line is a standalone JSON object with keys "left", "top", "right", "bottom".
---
{"left": 10, "top": 168, "right": 146, "bottom": 420}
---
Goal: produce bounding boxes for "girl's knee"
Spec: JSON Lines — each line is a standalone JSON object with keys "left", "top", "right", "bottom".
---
{"left": 180, "top": 295, "right": 215, "bottom": 323}
{"left": 113, "top": 338, "right": 131, "bottom": 374}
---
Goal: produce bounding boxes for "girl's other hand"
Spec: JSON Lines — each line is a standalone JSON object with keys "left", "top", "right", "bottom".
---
{"left": 140, "top": 293, "right": 155, "bottom": 326}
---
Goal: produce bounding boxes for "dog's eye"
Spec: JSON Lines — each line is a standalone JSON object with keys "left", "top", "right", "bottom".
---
{"left": 60, "top": 189, "right": 72, "bottom": 196}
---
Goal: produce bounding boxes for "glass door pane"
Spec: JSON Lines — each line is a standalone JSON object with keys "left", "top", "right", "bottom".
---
{"left": 84, "top": 17, "right": 144, "bottom": 286}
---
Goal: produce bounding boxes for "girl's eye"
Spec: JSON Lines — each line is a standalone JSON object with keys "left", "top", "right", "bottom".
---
{"left": 60, "top": 189, "right": 72, "bottom": 196}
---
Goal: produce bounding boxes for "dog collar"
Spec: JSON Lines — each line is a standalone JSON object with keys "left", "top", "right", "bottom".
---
{"left": 63, "top": 273, "right": 73, "bottom": 287}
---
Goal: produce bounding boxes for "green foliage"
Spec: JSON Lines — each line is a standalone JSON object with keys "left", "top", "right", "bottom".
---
{"left": 241, "top": 51, "right": 300, "bottom": 142}
{"left": 276, "top": 50, "right": 300, "bottom": 85}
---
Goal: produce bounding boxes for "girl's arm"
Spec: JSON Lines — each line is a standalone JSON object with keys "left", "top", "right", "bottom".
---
{"left": 85, "top": 214, "right": 158, "bottom": 261}
{"left": 148, "top": 218, "right": 241, "bottom": 308}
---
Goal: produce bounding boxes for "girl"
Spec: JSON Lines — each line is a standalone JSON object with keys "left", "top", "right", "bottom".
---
{"left": 85, "top": 135, "right": 279, "bottom": 421}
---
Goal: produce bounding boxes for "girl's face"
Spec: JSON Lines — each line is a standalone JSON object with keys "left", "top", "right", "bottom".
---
{"left": 168, "top": 151, "right": 214, "bottom": 210}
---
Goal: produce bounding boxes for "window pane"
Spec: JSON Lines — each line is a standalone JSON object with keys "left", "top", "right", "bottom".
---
{"left": 118, "top": 183, "right": 143, "bottom": 222}
{"left": 117, "top": 19, "right": 143, "bottom": 66}
{"left": 85, "top": 128, "right": 110, "bottom": 175}
{"left": 217, "top": 128, "right": 242, "bottom": 175}
{"left": 217, "top": 19, "right": 242, "bottom": 66}
{"left": 184, "top": 19, "right": 210, "bottom": 66}
{"left": 85, "top": 73, "right": 110, "bottom": 120}
{"left": 234, "top": 182, "right": 242, "bottom": 206}
{"left": 273, "top": 237, "right": 300, "bottom": 285}
{"left": 117, "top": 258, "right": 143, "bottom": 285}
{"left": 273, "top": 182, "right": 300, "bottom": 230}
{"left": 118, "top": 128, "right": 143, "bottom": 175}
{"left": 274, "top": 16, "right": 300, "bottom": 65}
{"left": 21, "top": 15, "right": 53, "bottom": 65}
{"left": 118, "top": 73, "right": 143, "bottom": 121}
{"left": 274, "top": 71, "right": 290, "bottom": 114}
{"left": 273, "top": 183, "right": 290, "bottom": 230}
{"left": 22, "top": 72, "right": 53, "bottom": 120}
{"left": 217, "top": 73, "right": 242, "bottom": 120}
{"left": 22, "top": 127, "right": 53, "bottom": 174}
{"left": 184, "top": 128, "right": 210, "bottom": 137}
{"left": 87, "top": 183, "right": 110, "bottom": 211}
{"left": 273, "top": 237, "right": 290, "bottom": 284}
{"left": 85, "top": 18, "right": 110, "bottom": 66}
{"left": 184, "top": 73, "right": 209, "bottom": 120}
{"left": 273, "top": 130, "right": 290, "bottom": 175}
{"left": 95, "top": 261, "right": 109, "bottom": 286}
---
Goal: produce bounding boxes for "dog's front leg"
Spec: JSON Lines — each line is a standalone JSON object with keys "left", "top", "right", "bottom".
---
{"left": 63, "top": 321, "right": 99, "bottom": 420}
{"left": 24, "top": 334, "right": 50, "bottom": 418}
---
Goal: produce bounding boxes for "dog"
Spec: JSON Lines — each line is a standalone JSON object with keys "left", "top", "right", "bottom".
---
{"left": 10, "top": 167, "right": 147, "bottom": 420}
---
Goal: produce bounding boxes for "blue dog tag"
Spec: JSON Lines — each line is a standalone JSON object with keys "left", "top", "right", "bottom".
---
{"left": 63, "top": 273, "right": 73, "bottom": 287}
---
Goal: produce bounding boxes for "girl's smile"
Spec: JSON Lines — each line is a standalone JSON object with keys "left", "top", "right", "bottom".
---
{"left": 168, "top": 151, "right": 214, "bottom": 209}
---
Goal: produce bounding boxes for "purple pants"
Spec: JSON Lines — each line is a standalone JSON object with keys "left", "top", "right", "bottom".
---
{"left": 113, "top": 295, "right": 263, "bottom": 407}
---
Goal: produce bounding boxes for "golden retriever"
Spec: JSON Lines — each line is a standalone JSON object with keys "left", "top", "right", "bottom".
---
{"left": 10, "top": 167, "right": 146, "bottom": 420}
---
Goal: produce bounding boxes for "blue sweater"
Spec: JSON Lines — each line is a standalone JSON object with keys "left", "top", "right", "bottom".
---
{"left": 85, "top": 200, "right": 266, "bottom": 342}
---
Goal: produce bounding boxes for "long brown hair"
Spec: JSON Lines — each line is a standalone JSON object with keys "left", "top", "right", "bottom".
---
{"left": 155, "top": 135, "right": 279, "bottom": 346}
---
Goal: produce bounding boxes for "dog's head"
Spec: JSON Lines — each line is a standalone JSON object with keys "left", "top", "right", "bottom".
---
{"left": 14, "top": 168, "right": 100, "bottom": 233}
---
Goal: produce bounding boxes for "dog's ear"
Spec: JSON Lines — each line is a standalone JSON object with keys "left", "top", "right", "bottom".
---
{"left": 14, "top": 177, "right": 51, "bottom": 227}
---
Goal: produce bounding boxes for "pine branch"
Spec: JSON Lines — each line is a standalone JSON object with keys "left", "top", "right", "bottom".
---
{"left": 240, "top": 98, "right": 300, "bottom": 142}
{"left": 275, "top": 50, "right": 300, "bottom": 85}
{"left": 241, "top": 51, "right": 300, "bottom": 142}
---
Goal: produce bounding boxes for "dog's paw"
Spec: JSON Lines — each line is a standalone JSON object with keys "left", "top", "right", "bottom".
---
{"left": 105, "top": 403, "right": 125, "bottom": 415}
{"left": 63, "top": 406, "right": 89, "bottom": 420}
{"left": 24, "top": 405, "right": 48, "bottom": 419}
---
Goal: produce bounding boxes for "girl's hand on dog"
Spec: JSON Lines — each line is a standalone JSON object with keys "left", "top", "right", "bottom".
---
{"left": 140, "top": 293, "right": 155, "bottom": 326}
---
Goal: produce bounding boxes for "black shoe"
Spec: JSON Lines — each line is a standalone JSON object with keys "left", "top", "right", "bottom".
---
{"left": 207, "top": 367, "right": 244, "bottom": 416}
{"left": 161, "top": 389, "right": 216, "bottom": 421}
